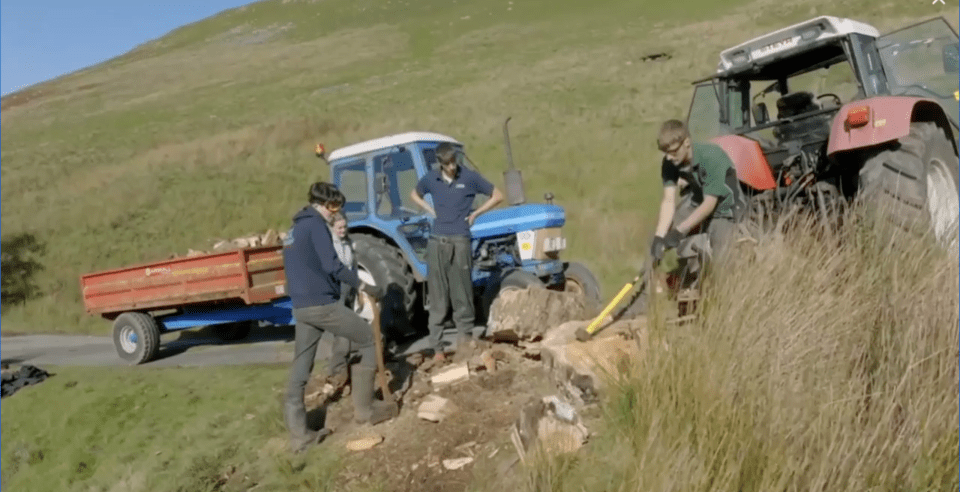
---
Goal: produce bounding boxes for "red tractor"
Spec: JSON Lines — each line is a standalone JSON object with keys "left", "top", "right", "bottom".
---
{"left": 685, "top": 15, "right": 959, "bottom": 249}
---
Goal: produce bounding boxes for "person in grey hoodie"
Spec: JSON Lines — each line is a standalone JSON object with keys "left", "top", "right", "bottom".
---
{"left": 281, "top": 182, "right": 397, "bottom": 454}
{"left": 317, "top": 211, "right": 357, "bottom": 391}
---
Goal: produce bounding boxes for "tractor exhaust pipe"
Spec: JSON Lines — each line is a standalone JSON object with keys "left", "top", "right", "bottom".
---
{"left": 502, "top": 116, "right": 527, "bottom": 206}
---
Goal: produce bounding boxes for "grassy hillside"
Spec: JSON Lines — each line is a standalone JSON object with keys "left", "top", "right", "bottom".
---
{"left": 0, "top": 0, "right": 956, "bottom": 334}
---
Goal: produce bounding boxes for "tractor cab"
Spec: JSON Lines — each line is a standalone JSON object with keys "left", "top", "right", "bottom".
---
{"left": 687, "top": 15, "right": 959, "bottom": 161}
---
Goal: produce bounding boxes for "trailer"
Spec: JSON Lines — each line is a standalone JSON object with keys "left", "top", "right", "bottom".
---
{"left": 80, "top": 245, "right": 295, "bottom": 365}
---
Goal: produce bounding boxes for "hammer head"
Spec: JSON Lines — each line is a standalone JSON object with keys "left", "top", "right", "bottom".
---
{"left": 574, "top": 327, "right": 591, "bottom": 342}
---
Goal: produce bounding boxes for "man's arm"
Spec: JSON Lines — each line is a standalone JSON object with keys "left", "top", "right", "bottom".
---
{"left": 675, "top": 195, "right": 717, "bottom": 234}
{"left": 411, "top": 179, "right": 437, "bottom": 217}
{"left": 466, "top": 172, "right": 503, "bottom": 225}
{"left": 409, "top": 189, "right": 436, "bottom": 217}
{"left": 654, "top": 185, "right": 678, "bottom": 236}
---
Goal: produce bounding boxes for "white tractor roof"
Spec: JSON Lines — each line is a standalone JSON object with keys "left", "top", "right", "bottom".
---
{"left": 327, "top": 131, "right": 462, "bottom": 161}
{"left": 717, "top": 16, "right": 881, "bottom": 72}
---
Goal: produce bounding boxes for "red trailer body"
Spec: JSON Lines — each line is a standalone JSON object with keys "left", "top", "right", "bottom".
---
{"left": 80, "top": 245, "right": 288, "bottom": 318}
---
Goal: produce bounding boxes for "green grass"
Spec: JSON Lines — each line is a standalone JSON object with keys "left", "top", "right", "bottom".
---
{"left": 0, "top": 365, "right": 347, "bottom": 492}
{"left": 488, "top": 205, "right": 959, "bottom": 492}
{"left": 2, "top": 0, "right": 953, "bottom": 333}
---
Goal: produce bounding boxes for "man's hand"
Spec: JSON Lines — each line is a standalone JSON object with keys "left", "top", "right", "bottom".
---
{"left": 650, "top": 236, "right": 667, "bottom": 262}
{"left": 360, "top": 282, "right": 384, "bottom": 302}
{"left": 466, "top": 212, "right": 478, "bottom": 226}
{"left": 663, "top": 227, "right": 684, "bottom": 249}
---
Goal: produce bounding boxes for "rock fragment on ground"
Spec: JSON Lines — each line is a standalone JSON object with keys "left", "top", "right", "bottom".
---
{"left": 346, "top": 434, "right": 384, "bottom": 451}
{"left": 417, "top": 394, "right": 457, "bottom": 422}
{"left": 487, "top": 287, "right": 600, "bottom": 342}
{"left": 430, "top": 363, "right": 469, "bottom": 387}
{"left": 511, "top": 395, "right": 590, "bottom": 462}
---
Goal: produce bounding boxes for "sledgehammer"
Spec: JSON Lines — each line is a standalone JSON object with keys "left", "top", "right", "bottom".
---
{"left": 575, "top": 271, "right": 644, "bottom": 342}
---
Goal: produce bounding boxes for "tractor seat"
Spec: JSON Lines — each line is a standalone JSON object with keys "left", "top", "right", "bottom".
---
{"left": 776, "top": 91, "right": 819, "bottom": 119}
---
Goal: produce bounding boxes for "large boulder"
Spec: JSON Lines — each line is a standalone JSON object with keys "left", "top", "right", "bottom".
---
{"left": 486, "top": 287, "right": 600, "bottom": 342}
{"left": 538, "top": 317, "right": 649, "bottom": 406}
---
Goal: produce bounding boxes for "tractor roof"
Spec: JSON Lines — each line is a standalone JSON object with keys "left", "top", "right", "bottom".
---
{"left": 713, "top": 16, "right": 880, "bottom": 75}
{"left": 328, "top": 132, "right": 462, "bottom": 161}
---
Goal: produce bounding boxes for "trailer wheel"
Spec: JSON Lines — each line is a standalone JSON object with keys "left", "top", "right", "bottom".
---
{"left": 113, "top": 312, "right": 161, "bottom": 365}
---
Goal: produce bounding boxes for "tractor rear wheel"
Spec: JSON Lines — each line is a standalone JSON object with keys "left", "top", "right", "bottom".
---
{"left": 858, "top": 121, "right": 959, "bottom": 252}
{"left": 352, "top": 234, "right": 420, "bottom": 340}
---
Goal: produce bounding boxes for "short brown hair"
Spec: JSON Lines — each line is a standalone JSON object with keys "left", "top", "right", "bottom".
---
{"left": 657, "top": 119, "right": 690, "bottom": 151}
{"left": 435, "top": 142, "right": 458, "bottom": 165}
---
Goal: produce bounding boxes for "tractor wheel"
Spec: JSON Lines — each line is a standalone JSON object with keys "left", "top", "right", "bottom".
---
{"left": 858, "top": 121, "right": 959, "bottom": 252}
{"left": 352, "top": 234, "right": 420, "bottom": 340}
{"left": 477, "top": 269, "right": 545, "bottom": 325}
{"left": 112, "top": 312, "right": 161, "bottom": 365}
{"left": 559, "top": 261, "right": 602, "bottom": 305}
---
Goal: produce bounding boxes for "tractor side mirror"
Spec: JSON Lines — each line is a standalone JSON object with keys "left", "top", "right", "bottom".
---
{"left": 752, "top": 102, "right": 770, "bottom": 125}
{"left": 375, "top": 174, "right": 389, "bottom": 194}
{"left": 942, "top": 43, "right": 958, "bottom": 73}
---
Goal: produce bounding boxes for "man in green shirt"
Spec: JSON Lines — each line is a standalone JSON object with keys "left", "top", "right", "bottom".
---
{"left": 651, "top": 119, "right": 744, "bottom": 265}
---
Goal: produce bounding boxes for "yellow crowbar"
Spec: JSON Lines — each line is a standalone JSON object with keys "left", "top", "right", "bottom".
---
{"left": 575, "top": 271, "right": 644, "bottom": 342}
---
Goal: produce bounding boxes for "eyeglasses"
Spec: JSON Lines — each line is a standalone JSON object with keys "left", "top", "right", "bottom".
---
{"left": 325, "top": 203, "right": 342, "bottom": 213}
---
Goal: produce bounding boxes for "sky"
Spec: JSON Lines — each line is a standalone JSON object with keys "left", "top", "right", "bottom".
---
{"left": 1, "top": 0, "right": 256, "bottom": 96}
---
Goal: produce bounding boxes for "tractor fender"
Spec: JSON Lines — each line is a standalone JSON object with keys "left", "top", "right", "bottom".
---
{"left": 826, "top": 96, "right": 958, "bottom": 157}
{"left": 711, "top": 134, "right": 777, "bottom": 191}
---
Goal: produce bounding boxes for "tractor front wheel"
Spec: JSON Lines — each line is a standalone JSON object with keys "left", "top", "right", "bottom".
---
{"left": 858, "top": 121, "right": 959, "bottom": 252}
{"left": 558, "top": 261, "right": 602, "bottom": 305}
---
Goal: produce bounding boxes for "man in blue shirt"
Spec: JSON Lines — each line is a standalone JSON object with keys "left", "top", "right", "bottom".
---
{"left": 410, "top": 143, "right": 503, "bottom": 360}
{"left": 281, "top": 182, "right": 396, "bottom": 454}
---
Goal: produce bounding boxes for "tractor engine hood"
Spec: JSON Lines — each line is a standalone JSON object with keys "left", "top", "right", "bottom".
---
{"left": 469, "top": 203, "right": 566, "bottom": 239}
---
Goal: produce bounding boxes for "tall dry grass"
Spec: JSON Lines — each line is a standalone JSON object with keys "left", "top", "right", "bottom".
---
{"left": 517, "top": 205, "right": 959, "bottom": 491}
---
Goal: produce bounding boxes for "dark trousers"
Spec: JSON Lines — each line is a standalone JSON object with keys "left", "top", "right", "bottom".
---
{"left": 426, "top": 234, "right": 474, "bottom": 352}
{"left": 287, "top": 303, "right": 375, "bottom": 408}
{"left": 317, "top": 284, "right": 356, "bottom": 378}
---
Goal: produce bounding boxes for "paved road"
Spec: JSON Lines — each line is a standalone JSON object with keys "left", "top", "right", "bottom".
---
{"left": 0, "top": 325, "right": 475, "bottom": 368}
{"left": 1, "top": 326, "right": 299, "bottom": 368}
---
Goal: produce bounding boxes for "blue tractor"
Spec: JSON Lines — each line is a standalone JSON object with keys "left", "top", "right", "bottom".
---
{"left": 316, "top": 118, "right": 602, "bottom": 346}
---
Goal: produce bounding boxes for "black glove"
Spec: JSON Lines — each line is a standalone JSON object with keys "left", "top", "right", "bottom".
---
{"left": 360, "top": 282, "right": 384, "bottom": 301}
{"left": 650, "top": 236, "right": 667, "bottom": 262}
{"left": 663, "top": 227, "right": 684, "bottom": 249}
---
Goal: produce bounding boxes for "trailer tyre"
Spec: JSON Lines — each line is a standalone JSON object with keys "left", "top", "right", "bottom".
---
{"left": 352, "top": 234, "right": 419, "bottom": 340}
{"left": 859, "top": 121, "right": 960, "bottom": 252}
{"left": 113, "top": 312, "right": 161, "bottom": 365}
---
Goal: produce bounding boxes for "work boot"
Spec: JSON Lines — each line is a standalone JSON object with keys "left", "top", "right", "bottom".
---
{"left": 283, "top": 398, "right": 332, "bottom": 454}
{"left": 350, "top": 365, "right": 399, "bottom": 426}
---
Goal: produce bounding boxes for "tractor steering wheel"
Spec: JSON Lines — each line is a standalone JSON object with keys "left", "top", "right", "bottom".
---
{"left": 816, "top": 93, "right": 842, "bottom": 108}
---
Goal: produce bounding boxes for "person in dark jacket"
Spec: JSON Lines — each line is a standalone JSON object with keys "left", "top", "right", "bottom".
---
{"left": 281, "top": 182, "right": 397, "bottom": 454}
